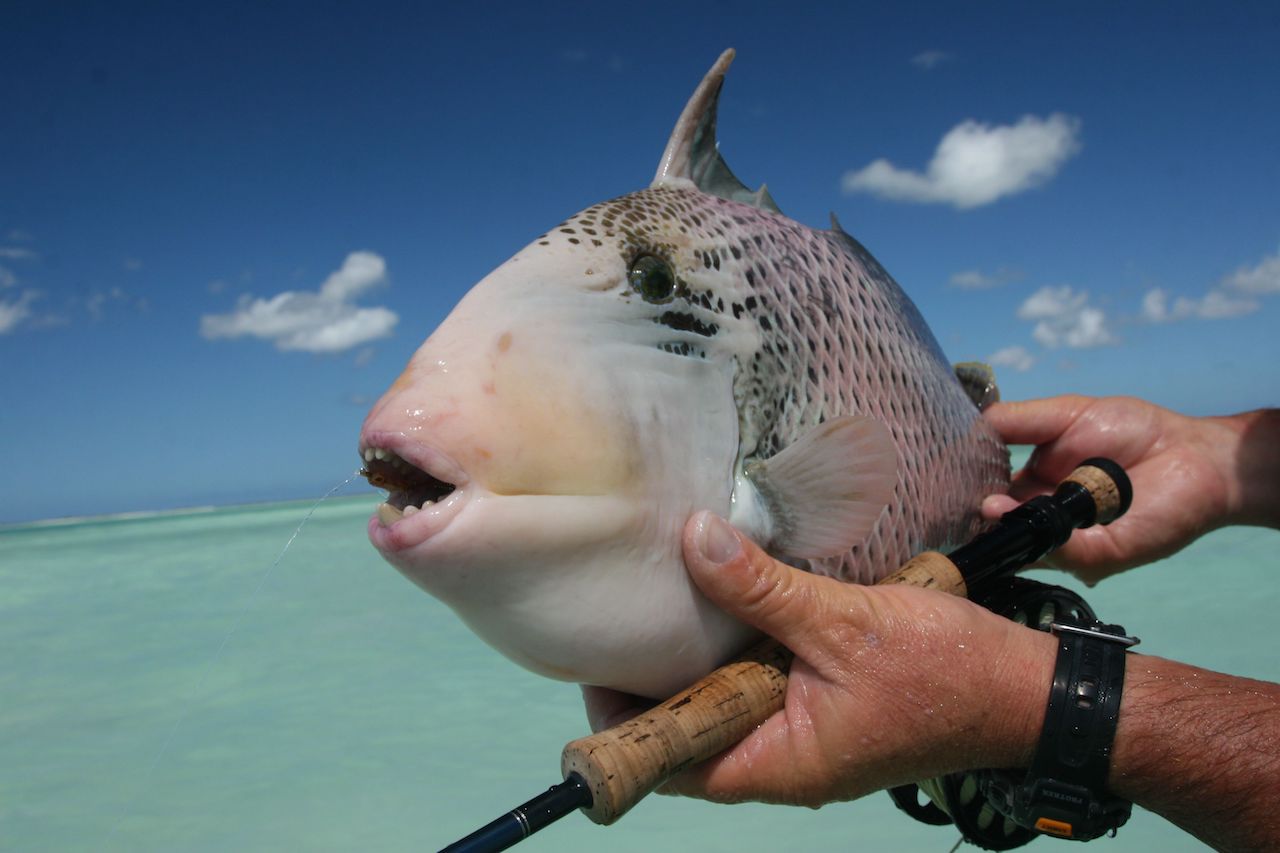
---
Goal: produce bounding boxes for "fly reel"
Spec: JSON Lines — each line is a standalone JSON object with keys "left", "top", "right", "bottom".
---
{"left": 888, "top": 578, "right": 1131, "bottom": 849}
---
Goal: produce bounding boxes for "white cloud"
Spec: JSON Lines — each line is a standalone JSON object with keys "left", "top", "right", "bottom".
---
{"left": 911, "top": 50, "right": 951, "bottom": 70}
{"left": 0, "top": 237, "right": 44, "bottom": 332}
{"left": 1017, "top": 285, "right": 1114, "bottom": 348}
{"left": 318, "top": 251, "right": 386, "bottom": 302}
{"left": 1139, "top": 288, "right": 1172, "bottom": 323}
{"left": 86, "top": 291, "right": 108, "bottom": 321}
{"left": 200, "top": 251, "right": 398, "bottom": 353}
{"left": 1196, "top": 290, "right": 1260, "bottom": 318}
{"left": 1140, "top": 251, "right": 1278, "bottom": 324}
{"left": 987, "top": 345, "right": 1035, "bottom": 372}
{"left": 950, "top": 271, "right": 992, "bottom": 289}
{"left": 85, "top": 286, "right": 149, "bottom": 321}
{"left": 0, "top": 236, "right": 39, "bottom": 289}
{"left": 949, "top": 267, "right": 1021, "bottom": 289}
{"left": 842, "top": 114, "right": 1082, "bottom": 209}
{"left": 0, "top": 302, "right": 29, "bottom": 334}
{"left": 0, "top": 291, "right": 37, "bottom": 335}
{"left": 1220, "top": 251, "right": 1280, "bottom": 296}
{"left": 1141, "top": 286, "right": 1259, "bottom": 323}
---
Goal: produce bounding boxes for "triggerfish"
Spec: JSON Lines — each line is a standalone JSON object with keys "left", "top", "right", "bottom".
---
{"left": 359, "top": 50, "right": 1009, "bottom": 699}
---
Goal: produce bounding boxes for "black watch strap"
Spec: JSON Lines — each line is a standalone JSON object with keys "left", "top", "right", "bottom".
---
{"left": 1007, "top": 619, "right": 1139, "bottom": 840}
{"left": 891, "top": 579, "right": 1145, "bottom": 849}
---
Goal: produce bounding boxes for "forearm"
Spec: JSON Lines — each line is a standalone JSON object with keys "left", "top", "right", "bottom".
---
{"left": 1220, "top": 407, "right": 1280, "bottom": 529}
{"left": 1109, "top": 655, "right": 1280, "bottom": 851}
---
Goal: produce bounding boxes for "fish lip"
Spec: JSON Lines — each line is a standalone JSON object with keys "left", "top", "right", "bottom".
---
{"left": 366, "top": 493, "right": 468, "bottom": 553}
{"left": 358, "top": 429, "right": 470, "bottom": 553}
{"left": 358, "top": 428, "right": 469, "bottom": 487}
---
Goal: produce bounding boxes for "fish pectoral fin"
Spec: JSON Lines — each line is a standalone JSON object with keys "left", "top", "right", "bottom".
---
{"left": 954, "top": 361, "right": 1001, "bottom": 411}
{"left": 746, "top": 415, "right": 898, "bottom": 559}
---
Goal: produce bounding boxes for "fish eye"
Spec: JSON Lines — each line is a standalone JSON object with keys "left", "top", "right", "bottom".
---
{"left": 628, "top": 254, "right": 677, "bottom": 303}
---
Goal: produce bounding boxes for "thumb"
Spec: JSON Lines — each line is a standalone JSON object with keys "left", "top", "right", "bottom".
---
{"left": 683, "top": 511, "right": 841, "bottom": 658}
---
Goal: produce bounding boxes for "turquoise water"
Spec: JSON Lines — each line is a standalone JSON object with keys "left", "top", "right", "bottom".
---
{"left": 2, "top": 490, "right": 1277, "bottom": 852}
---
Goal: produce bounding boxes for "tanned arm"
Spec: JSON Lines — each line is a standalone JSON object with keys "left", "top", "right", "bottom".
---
{"left": 1111, "top": 656, "right": 1280, "bottom": 851}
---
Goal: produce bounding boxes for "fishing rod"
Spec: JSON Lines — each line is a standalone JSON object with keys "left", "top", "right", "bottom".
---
{"left": 440, "top": 458, "right": 1133, "bottom": 852}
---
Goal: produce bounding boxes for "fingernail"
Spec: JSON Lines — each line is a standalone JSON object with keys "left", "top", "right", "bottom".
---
{"left": 695, "top": 512, "right": 742, "bottom": 565}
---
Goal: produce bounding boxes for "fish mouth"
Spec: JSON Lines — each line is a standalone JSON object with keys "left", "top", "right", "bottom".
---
{"left": 358, "top": 431, "right": 469, "bottom": 551}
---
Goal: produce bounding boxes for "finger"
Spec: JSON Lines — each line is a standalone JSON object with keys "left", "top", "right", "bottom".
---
{"left": 1006, "top": 463, "right": 1059, "bottom": 500}
{"left": 1041, "top": 524, "right": 1135, "bottom": 584}
{"left": 984, "top": 463, "right": 1060, "bottom": 520}
{"left": 658, "top": 701, "right": 820, "bottom": 807}
{"left": 984, "top": 396, "right": 1091, "bottom": 447}
{"left": 981, "top": 493, "right": 1019, "bottom": 520}
{"left": 683, "top": 512, "right": 850, "bottom": 660}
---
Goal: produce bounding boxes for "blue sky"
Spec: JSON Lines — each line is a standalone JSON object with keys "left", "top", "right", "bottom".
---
{"left": 2, "top": 1, "right": 1277, "bottom": 523}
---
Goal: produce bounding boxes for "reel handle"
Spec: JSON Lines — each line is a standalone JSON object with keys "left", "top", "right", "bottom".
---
{"left": 561, "top": 459, "right": 1130, "bottom": 825}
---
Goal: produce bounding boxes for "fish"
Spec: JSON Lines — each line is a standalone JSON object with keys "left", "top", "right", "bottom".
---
{"left": 358, "top": 49, "right": 1009, "bottom": 699}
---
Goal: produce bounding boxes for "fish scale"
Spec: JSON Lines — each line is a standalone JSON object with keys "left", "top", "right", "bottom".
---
{"left": 358, "top": 49, "right": 1011, "bottom": 697}
{"left": 545, "top": 184, "right": 1009, "bottom": 583}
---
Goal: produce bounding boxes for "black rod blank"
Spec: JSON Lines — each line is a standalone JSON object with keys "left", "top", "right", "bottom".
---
{"left": 439, "top": 774, "right": 591, "bottom": 853}
{"left": 951, "top": 457, "right": 1132, "bottom": 592}
{"left": 437, "top": 458, "right": 1133, "bottom": 851}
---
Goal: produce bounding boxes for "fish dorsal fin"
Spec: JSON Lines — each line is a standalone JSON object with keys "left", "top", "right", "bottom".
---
{"left": 829, "top": 211, "right": 858, "bottom": 245}
{"left": 744, "top": 415, "right": 898, "bottom": 559}
{"left": 828, "top": 211, "right": 873, "bottom": 257}
{"left": 652, "top": 49, "right": 782, "bottom": 215}
{"left": 954, "top": 362, "right": 1001, "bottom": 411}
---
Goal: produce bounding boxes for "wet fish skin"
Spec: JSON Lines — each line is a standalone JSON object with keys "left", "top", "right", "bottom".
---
{"left": 541, "top": 183, "right": 1010, "bottom": 582}
{"left": 358, "top": 50, "right": 1009, "bottom": 698}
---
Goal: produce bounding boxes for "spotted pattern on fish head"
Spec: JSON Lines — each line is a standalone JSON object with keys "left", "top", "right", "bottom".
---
{"left": 531, "top": 187, "right": 754, "bottom": 365}
{"left": 533, "top": 182, "right": 1008, "bottom": 582}
{"left": 360, "top": 50, "right": 1010, "bottom": 699}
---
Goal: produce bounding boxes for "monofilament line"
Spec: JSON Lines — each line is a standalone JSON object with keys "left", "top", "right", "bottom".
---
{"left": 107, "top": 472, "right": 362, "bottom": 839}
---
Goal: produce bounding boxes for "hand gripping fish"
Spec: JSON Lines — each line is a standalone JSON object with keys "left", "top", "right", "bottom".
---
{"left": 359, "top": 50, "right": 1009, "bottom": 699}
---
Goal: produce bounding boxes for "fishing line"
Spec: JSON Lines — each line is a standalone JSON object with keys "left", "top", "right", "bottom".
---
{"left": 107, "top": 471, "right": 363, "bottom": 838}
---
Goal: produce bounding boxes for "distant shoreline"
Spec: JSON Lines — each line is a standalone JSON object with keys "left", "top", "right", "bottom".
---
{"left": 0, "top": 489, "right": 379, "bottom": 532}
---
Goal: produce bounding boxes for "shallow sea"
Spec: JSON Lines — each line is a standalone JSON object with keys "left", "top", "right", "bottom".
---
{"left": 2, "top": 482, "right": 1277, "bottom": 852}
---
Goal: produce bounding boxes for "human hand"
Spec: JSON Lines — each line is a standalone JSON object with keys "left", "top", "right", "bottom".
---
{"left": 583, "top": 512, "right": 1054, "bottom": 807}
{"left": 981, "top": 395, "right": 1258, "bottom": 584}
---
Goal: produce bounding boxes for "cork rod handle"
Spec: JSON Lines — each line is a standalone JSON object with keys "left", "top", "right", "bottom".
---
{"left": 561, "top": 459, "right": 1128, "bottom": 825}
{"left": 562, "top": 550, "right": 969, "bottom": 825}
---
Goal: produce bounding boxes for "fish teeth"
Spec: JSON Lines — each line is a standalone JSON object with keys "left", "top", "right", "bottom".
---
{"left": 362, "top": 445, "right": 413, "bottom": 468}
{"left": 376, "top": 503, "right": 403, "bottom": 526}
{"left": 400, "top": 499, "right": 437, "bottom": 517}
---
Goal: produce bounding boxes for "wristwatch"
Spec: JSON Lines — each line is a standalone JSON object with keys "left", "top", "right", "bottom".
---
{"left": 982, "top": 616, "right": 1140, "bottom": 841}
{"left": 888, "top": 579, "right": 1141, "bottom": 848}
